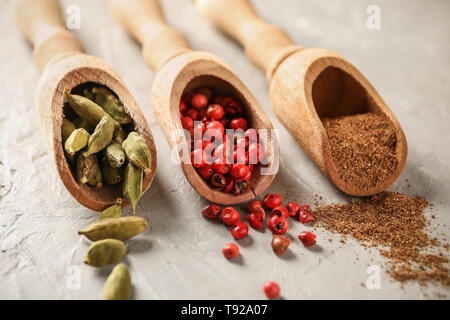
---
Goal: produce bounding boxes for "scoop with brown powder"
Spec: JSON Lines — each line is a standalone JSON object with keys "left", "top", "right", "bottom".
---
{"left": 322, "top": 113, "right": 398, "bottom": 192}
{"left": 313, "top": 192, "right": 449, "bottom": 286}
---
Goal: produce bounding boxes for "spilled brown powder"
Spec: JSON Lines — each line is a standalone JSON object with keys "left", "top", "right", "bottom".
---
{"left": 322, "top": 113, "right": 398, "bottom": 191}
{"left": 313, "top": 192, "right": 449, "bottom": 286}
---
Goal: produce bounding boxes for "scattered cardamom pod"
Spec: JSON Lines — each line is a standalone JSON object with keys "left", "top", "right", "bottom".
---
{"left": 113, "top": 125, "right": 125, "bottom": 144}
{"left": 123, "top": 163, "right": 143, "bottom": 214}
{"left": 73, "top": 117, "right": 95, "bottom": 133}
{"left": 92, "top": 87, "right": 132, "bottom": 125}
{"left": 122, "top": 132, "right": 152, "bottom": 174}
{"left": 65, "top": 89, "right": 111, "bottom": 126}
{"left": 87, "top": 165, "right": 103, "bottom": 188}
{"left": 98, "top": 199, "right": 123, "bottom": 220}
{"left": 64, "top": 128, "right": 90, "bottom": 156}
{"left": 104, "top": 263, "right": 132, "bottom": 300}
{"left": 75, "top": 153, "right": 99, "bottom": 184}
{"left": 61, "top": 117, "right": 76, "bottom": 143}
{"left": 84, "top": 238, "right": 126, "bottom": 268}
{"left": 78, "top": 216, "right": 147, "bottom": 241}
{"left": 102, "top": 158, "right": 123, "bottom": 185}
{"left": 84, "top": 115, "right": 115, "bottom": 157}
{"left": 105, "top": 143, "right": 125, "bottom": 168}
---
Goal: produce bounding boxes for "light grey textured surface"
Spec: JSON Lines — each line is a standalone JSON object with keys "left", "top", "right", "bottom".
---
{"left": 0, "top": 0, "right": 449, "bottom": 299}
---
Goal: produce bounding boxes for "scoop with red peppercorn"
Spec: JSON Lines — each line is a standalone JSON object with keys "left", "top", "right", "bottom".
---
{"left": 181, "top": 88, "right": 268, "bottom": 195}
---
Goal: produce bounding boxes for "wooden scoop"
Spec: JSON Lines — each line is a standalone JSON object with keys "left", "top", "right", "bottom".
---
{"left": 16, "top": 0, "right": 157, "bottom": 211}
{"left": 194, "top": 0, "right": 407, "bottom": 196}
{"left": 107, "top": 0, "right": 278, "bottom": 204}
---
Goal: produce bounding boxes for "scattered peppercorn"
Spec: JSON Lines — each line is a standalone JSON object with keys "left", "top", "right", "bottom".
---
{"left": 201, "top": 204, "right": 222, "bottom": 219}
{"left": 263, "top": 281, "right": 280, "bottom": 299}
{"left": 270, "top": 206, "right": 290, "bottom": 219}
{"left": 221, "top": 207, "right": 240, "bottom": 226}
{"left": 271, "top": 235, "right": 291, "bottom": 255}
{"left": 222, "top": 243, "right": 239, "bottom": 259}
{"left": 263, "top": 193, "right": 282, "bottom": 209}
{"left": 298, "top": 231, "right": 316, "bottom": 247}
{"left": 286, "top": 202, "right": 300, "bottom": 217}
{"left": 231, "top": 221, "right": 249, "bottom": 239}
{"left": 268, "top": 215, "right": 288, "bottom": 235}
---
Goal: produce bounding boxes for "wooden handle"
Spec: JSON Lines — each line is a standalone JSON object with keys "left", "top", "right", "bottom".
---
{"left": 194, "top": 0, "right": 301, "bottom": 76}
{"left": 107, "top": 0, "right": 191, "bottom": 71}
{"left": 16, "top": 0, "right": 83, "bottom": 72}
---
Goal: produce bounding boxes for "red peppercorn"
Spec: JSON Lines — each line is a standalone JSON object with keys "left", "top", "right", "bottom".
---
{"left": 182, "top": 92, "right": 195, "bottom": 103}
{"left": 263, "top": 281, "right": 280, "bottom": 299}
{"left": 225, "top": 101, "right": 244, "bottom": 115}
{"left": 197, "top": 164, "right": 214, "bottom": 181}
{"left": 245, "top": 128, "right": 258, "bottom": 144}
{"left": 229, "top": 117, "right": 248, "bottom": 131}
{"left": 201, "top": 204, "right": 222, "bottom": 219}
{"left": 302, "top": 204, "right": 312, "bottom": 214}
{"left": 248, "top": 143, "right": 265, "bottom": 164}
{"left": 185, "top": 108, "right": 200, "bottom": 121}
{"left": 230, "top": 221, "right": 248, "bottom": 239}
{"left": 263, "top": 193, "right": 282, "bottom": 209}
{"left": 206, "top": 104, "right": 225, "bottom": 120}
{"left": 213, "top": 95, "right": 224, "bottom": 105}
{"left": 232, "top": 179, "right": 249, "bottom": 195}
{"left": 298, "top": 231, "right": 316, "bottom": 247}
{"left": 191, "top": 149, "right": 206, "bottom": 168}
{"left": 191, "top": 93, "right": 208, "bottom": 109}
{"left": 270, "top": 206, "right": 290, "bottom": 219}
{"left": 224, "top": 176, "right": 234, "bottom": 193}
{"left": 298, "top": 209, "right": 315, "bottom": 224}
{"left": 204, "top": 120, "right": 225, "bottom": 139}
{"left": 221, "top": 96, "right": 235, "bottom": 107}
{"left": 212, "top": 160, "right": 230, "bottom": 175}
{"left": 247, "top": 211, "right": 265, "bottom": 230}
{"left": 222, "top": 242, "right": 239, "bottom": 259}
{"left": 230, "top": 164, "right": 250, "bottom": 179}
{"left": 233, "top": 149, "right": 249, "bottom": 164}
{"left": 271, "top": 235, "right": 291, "bottom": 255}
{"left": 247, "top": 200, "right": 263, "bottom": 213}
{"left": 210, "top": 173, "right": 226, "bottom": 189}
{"left": 221, "top": 207, "right": 240, "bottom": 226}
{"left": 181, "top": 116, "right": 194, "bottom": 131}
{"left": 196, "top": 87, "right": 213, "bottom": 100}
{"left": 180, "top": 100, "right": 187, "bottom": 113}
{"left": 286, "top": 202, "right": 301, "bottom": 217}
{"left": 268, "top": 215, "right": 288, "bottom": 235}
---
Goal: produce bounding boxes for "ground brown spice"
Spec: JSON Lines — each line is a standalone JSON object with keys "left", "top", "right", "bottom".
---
{"left": 322, "top": 113, "right": 398, "bottom": 191}
{"left": 313, "top": 192, "right": 449, "bottom": 286}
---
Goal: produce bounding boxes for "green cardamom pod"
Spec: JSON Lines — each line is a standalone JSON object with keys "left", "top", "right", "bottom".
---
{"left": 87, "top": 165, "right": 103, "bottom": 188}
{"left": 73, "top": 117, "right": 95, "bottom": 133}
{"left": 104, "top": 263, "right": 132, "bottom": 300}
{"left": 122, "top": 132, "right": 152, "bottom": 174}
{"left": 123, "top": 163, "right": 143, "bottom": 214}
{"left": 92, "top": 87, "right": 132, "bottom": 124}
{"left": 78, "top": 216, "right": 147, "bottom": 241}
{"left": 84, "top": 116, "right": 115, "bottom": 156}
{"left": 75, "top": 153, "right": 99, "bottom": 184}
{"left": 64, "top": 128, "right": 90, "bottom": 156}
{"left": 65, "top": 89, "right": 111, "bottom": 126}
{"left": 113, "top": 125, "right": 125, "bottom": 144}
{"left": 61, "top": 117, "right": 76, "bottom": 143}
{"left": 98, "top": 199, "right": 123, "bottom": 220}
{"left": 105, "top": 143, "right": 125, "bottom": 168}
{"left": 84, "top": 239, "right": 126, "bottom": 268}
{"left": 82, "top": 88, "right": 95, "bottom": 101}
{"left": 102, "top": 158, "right": 123, "bottom": 185}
